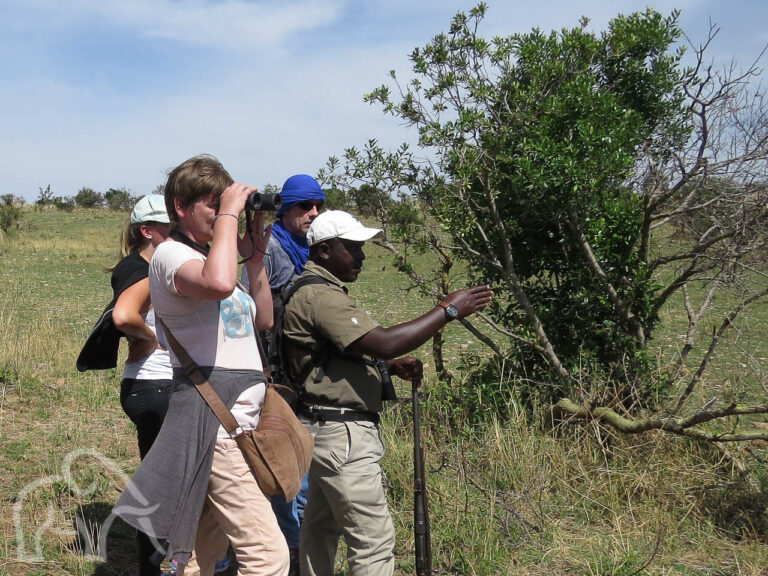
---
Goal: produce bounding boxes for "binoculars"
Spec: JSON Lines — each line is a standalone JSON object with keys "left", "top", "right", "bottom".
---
{"left": 246, "top": 192, "right": 281, "bottom": 212}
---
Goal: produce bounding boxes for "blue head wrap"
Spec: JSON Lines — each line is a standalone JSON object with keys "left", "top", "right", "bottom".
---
{"left": 276, "top": 174, "right": 325, "bottom": 217}
{"left": 272, "top": 174, "right": 326, "bottom": 274}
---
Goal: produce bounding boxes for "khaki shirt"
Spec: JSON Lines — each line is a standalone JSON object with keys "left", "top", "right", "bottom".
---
{"left": 282, "top": 261, "right": 383, "bottom": 412}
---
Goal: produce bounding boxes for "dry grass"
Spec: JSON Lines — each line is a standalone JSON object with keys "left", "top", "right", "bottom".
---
{"left": 2, "top": 208, "right": 768, "bottom": 575}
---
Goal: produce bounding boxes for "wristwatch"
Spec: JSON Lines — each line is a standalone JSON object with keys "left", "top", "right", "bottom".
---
{"left": 438, "top": 301, "right": 460, "bottom": 322}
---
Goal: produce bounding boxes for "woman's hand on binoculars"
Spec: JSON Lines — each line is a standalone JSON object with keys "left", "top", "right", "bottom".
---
{"left": 219, "top": 182, "right": 257, "bottom": 217}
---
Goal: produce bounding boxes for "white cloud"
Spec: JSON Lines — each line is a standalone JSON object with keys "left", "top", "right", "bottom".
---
{"left": 0, "top": 0, "right": 345, "bottom": 49}
{"left": 1, "top": 0, "right": 766, "bottom": 201}
{"left": 90, "top": 0, "right": 344, "bottom": 48}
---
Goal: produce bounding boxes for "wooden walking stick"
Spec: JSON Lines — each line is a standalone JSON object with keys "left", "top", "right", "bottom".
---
{"left": 412, "top": 379, "right": 432, "bottom": 575}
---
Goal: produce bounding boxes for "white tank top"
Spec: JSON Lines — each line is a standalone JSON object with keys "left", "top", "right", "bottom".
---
{"left": 121, "top": 308, "right": 173, "bottom": 380}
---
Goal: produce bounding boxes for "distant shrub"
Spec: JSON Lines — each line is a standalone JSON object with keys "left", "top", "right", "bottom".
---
{"left": 352, "top": 183, "right": 389, "bottom": 218}
{"left": 105, "top": 187, "right": 135, "bottom": 211}
{"left": 388, "top": 197, "right": 422, "bottom": 237}
{"left": 75, "top": 187, "right": 103, "bottom": 208}
{"left": 54, "top": 196, "right": 76, "bottom": 212}
{"left": 323, "top": 187, "right": 351, "bottom": 211}
{"left": 0, "top": 194, "right": 22, "bottom": 234}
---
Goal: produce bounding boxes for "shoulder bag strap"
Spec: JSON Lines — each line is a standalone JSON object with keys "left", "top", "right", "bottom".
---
{"left": 156, "top": 317, "right": 240, "bottom": 434}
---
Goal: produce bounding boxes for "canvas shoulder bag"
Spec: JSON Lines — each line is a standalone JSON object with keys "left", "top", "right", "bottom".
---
{"left": 157, "top": 317, "right": 313, "bottom": 501}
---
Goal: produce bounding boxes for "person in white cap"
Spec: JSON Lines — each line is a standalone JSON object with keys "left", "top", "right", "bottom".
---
{"left": 111, "top": 195, "right": 173, "bottom": 454}
{"left": 281, "top": 210, "right": 493, "bottom": 576}
{"left": 104, "top": 194, "right": 175, "bottom": 576}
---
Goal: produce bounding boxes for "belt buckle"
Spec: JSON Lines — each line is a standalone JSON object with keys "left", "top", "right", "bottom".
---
{"left": 307, "top": 405, "right": 327, "bottom": 424}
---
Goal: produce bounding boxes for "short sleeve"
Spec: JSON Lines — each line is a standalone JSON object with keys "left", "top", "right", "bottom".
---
{"left": 151, "top": 241, "right": 205, "bottom": 297}
{"left": 311, "top": 287, "right": 380, "bottom": 351}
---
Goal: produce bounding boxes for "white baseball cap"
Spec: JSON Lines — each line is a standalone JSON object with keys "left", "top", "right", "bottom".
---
{"left": 131, "top": 194, "right": 170, "bottom": 224}
{"left": 306, "top": 210, "right": 382, "bottom": 246}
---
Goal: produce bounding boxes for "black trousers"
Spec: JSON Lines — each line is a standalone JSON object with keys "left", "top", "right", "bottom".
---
{"left": 120, "top": 377, "right": 173, "bottom": 576}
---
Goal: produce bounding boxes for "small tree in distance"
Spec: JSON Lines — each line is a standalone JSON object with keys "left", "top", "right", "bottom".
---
{"left": 74, "top": 187, "right": 103, "bottom": 208}
{"left": 35, "top": 185, "right": 54, "bottom": 210}
{"left": 104, "top": 187, "right": 135, "bottom": 211}
{"left": 321, "top": 186, "right": 350, "bottom": 211}
{"left": 0, "top": 194, "right": 22, "bottom": 234}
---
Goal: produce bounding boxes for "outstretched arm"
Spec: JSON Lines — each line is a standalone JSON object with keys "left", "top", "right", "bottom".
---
{"left": 347, "top": 285, "right": 493, "bottom": 359}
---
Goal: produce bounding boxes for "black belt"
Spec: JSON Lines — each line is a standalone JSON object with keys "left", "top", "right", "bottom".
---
{"left": 300, "top": 404, "right": 380, "bottom": 424}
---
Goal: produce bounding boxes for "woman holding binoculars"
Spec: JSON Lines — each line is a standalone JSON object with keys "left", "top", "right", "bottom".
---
{"left": 115, "top": 155, "right": 289, "bottom": 576}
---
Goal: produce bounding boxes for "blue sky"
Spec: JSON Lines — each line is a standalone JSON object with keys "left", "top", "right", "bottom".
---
{"left": 2, "top": 0, "right": 766, "bottom": 202}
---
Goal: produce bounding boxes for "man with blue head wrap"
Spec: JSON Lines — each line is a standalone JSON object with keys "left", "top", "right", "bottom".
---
{"left": 242, "top": 173, "right": 325, "bottom": 576}
{"left": 266, "top": 174, "right": 326, "bottom": 287}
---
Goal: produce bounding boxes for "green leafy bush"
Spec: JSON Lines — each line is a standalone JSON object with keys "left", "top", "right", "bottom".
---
{"left": 0, "top": 194, "right": 22, "bottom": 234}
{"left": 74, "top": 187, "right": 103, "bottom": 208}
{"left": 104, "top": 187, "right": 134, "bottom": 211}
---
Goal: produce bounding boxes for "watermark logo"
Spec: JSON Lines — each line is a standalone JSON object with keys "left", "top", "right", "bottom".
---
{"left": 14, "top": 447, "right": 161, "bottom": 563}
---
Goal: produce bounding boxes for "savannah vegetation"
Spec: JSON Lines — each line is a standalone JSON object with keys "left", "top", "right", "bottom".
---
{"left": 2, "top": 3, "right": 768, "bottom": 575}
{"left": 2, "top": 207, "right": 767, "bottom": 576}
{"left": 0, "top": 195, "right": 25, "bottom": 235}
{"left": 31, "top": 185, "right": 145, "bottom": 214}
{"left": 323, "top": 3, "right": 768, "bottom": 437}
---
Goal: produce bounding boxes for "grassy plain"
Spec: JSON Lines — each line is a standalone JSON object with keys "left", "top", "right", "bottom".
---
{"left": 1, "top": 208, "right": 768, "bottom": 575}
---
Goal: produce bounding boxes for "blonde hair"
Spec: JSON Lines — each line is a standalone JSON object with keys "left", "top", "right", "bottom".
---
{"left": 106, "top": 219, "right": 148, "bottom": 272}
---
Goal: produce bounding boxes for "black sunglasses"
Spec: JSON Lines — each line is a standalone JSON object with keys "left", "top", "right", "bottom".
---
{"left": 296, "top": 200, "right": 324, "bottom": 211}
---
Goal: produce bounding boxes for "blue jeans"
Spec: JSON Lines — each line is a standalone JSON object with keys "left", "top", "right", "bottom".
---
{"left": 270, "top": 473, "right": 309, "bottom": 549}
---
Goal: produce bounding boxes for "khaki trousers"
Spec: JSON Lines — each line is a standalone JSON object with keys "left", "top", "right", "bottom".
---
{"left": 300, "top": 419, "right": 395, "bottom": 576}
{"left": 179, "top": 437, "right": 289, "bottom": 576}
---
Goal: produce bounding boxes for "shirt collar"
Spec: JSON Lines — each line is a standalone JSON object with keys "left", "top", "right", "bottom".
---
{"left": 303, "top": 261, "right": 348, "bottom": 294}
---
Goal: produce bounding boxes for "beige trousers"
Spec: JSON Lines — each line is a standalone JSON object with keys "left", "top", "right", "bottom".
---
{"left": 179, "top": 437, "right": 289, "bottom": 576}
{"left": 300, "top": 419, "right": 395, "bottom": 576}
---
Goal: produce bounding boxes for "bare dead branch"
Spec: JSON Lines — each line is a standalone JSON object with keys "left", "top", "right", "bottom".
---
{"left": 675, "top": 283, "right": 718, "bottom": 369}
{"left": 673, "top": 286, "right": 768, "bottom": 413}
{"left": 553, "top": 397, "right": 768, "bottom": 442}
